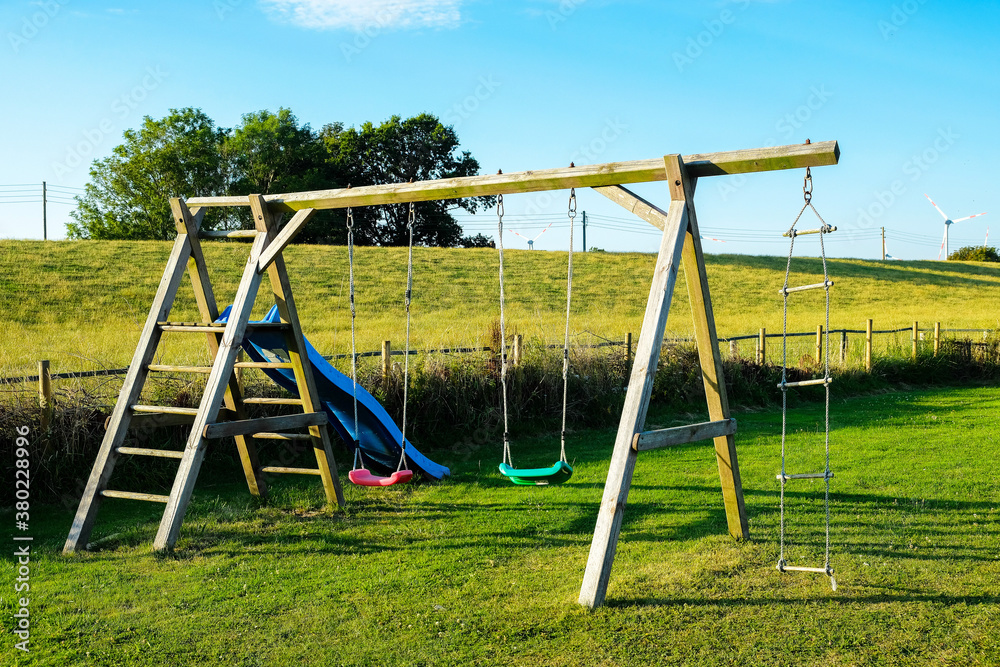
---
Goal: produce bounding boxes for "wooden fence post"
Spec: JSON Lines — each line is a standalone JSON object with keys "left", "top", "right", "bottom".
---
{"left": 729, "top": 339, "right": 738, "bottom": 358}
{"left": 912, "top": 321, "right": 919, "bottom": 359}
{"left": 757, "top": 328, "right": 766, "bottom": 365}
{"left": 815, "top": 325, "right": 823, "bottom": 365}
{"left": 840, "top": 330, "right": 848, "bottom": 364}
{"left": 512, "top": 334, "right": 523, "bottom": 367}
{"left": 934, "top": 322, "right": 941, "bottom": 356}
{"left": 38, "top": 360, "right": 53, "bottom": 433}
{"left": 381, "top": 340, "right": 391, "bottom": 382}
{"left": 865, "top": 319, "right": 873, "bottom": 371}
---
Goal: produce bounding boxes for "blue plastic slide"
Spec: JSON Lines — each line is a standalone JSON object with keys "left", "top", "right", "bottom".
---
{"left": 218, "top": 305, "right": 449, "bottom": 480}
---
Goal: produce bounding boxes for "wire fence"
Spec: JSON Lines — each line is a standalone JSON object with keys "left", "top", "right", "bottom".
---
{"left": 2, "top": 323, "right": 994, "bottom": 388}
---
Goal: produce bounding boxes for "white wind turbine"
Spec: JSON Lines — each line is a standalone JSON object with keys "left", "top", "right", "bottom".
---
{"left": 924, "top": 193, "right": 987, "bottom": 260}
{"left": 507, "top": 221, "right": 555, "bottom": 249}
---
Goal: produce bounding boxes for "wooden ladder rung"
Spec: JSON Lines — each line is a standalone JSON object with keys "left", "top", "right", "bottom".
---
{"left": 131, "top": 405, "right": 199, "bottom": 416}
{"left": 776, "top": 471, "right": 834, "bottom": 481}
{"left": 234, "top": 361, "right": 293, "bottom": 369}
{"left": 783, "top": 225, "right": 837, "bottom": 237}
{"left": 158, "top": 322, "right": 227, "bottom": 333}
{"left": 253, "top": 432, "right": 313, "bottom": 441}
{"left": 778, "top": 564, "right": 833, "bottom": 574}
{"left": 116, "top": 447, "right": 185, "bottom": 459}
{"left": 199, "top": 229, "right": 259, "bottom": 239}
{"left": 778, "top": 281, "right": 834, "bottom": 295}
{"left": 147, "top": 364, "right": 213, "bottom": 373}
{"left": 242, "top": 397, "right": 303, "bottom": 406}
{"left": 260, "top": 466, "right": 322, "bottom": 476}
{"left": 100, "top": 490, "right": 170, "bottom": 503}
{"left": 778, "top": 377, "right": 831, "bottom": 390}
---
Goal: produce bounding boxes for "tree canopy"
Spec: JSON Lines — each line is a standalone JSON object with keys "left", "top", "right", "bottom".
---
{"left": 947, "top": 245, "right": 1000, "bottom": 262}
{"left": 67, "top": 109, "right": 493, "bottom": 247}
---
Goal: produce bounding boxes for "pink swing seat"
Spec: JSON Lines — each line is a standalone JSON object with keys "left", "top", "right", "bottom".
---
{"left": 348, "top": 468, "right": 414, "bottom": 487}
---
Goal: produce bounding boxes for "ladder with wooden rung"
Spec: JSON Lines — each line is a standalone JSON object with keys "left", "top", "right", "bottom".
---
{"left": 776, "top": 190, "right": 837, "bottom": 589}
{"left": 64, "top": 195, "right": 344, "bottom": 554}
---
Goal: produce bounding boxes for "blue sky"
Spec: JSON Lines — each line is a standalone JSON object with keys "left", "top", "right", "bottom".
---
{"left": 1, "top": 0, "right": 997, "bottom": 259}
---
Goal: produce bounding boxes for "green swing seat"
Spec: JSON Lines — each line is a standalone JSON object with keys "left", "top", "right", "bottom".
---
{"left": 499, "top": 461, "right": 573, "bottom": 486}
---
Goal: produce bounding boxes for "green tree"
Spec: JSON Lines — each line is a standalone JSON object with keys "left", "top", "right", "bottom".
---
{"left": 67, "top": 108, "right": 226, "bottom": 240}
{"left": 948, "top": 246, "right": 1000, "bottom": 262}
{"left": 324, "top": 114, "right": 493, "bottom": 247}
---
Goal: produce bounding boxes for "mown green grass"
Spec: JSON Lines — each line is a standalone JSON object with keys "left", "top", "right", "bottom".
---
{"left": 2, "top": 240, "right": 999, "bottom": 375}
{"left": 2, "top": 385, "right": 998, "bottom": 666}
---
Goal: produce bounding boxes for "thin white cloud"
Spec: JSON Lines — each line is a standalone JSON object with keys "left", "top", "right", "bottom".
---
{"left": 261, "top": 0, "right": 464, "bottom": 31}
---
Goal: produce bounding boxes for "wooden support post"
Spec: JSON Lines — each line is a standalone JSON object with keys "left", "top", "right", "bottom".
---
{"left": 512, "top": 334, "right": 523, "bottom": 367}
{"left": 37, "top": 360, "right": 52, "bottom": 433}
{"left": 840, "top": 330, "right": 848, "bottom": 364}
{"left": 912, "top": 320, "right": 919, "bottom": 359}
{"left": 816, "top": 325, "right": 823, "bottom": 365}
{"left": 579, "top": 157, "right": 691, "bottom": 610}
{"left": 865, "top": 319, "right": 873, "bottom": 371}
{"left": 249, "top": 194, "right": 345, "bottom": 511}
{"left": 934, "top": 322, "right": 941, "bottom": 356}
{"left": 757, "top": 328, "right": 767, "bottom": 365}
{"left": 382, "top": 340, "right": 391, "bottom": 382}
{"left": 64, "top": 230, "right": 194, "bottom": 554}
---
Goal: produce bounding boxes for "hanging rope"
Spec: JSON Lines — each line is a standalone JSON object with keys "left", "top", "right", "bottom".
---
{"left": 559, "top": 189, "right": 576, "bottom": 464}
{"left": 778, "top": 166, "right": 836, "bottom": 590}
{"left": 497, "top": 194, "right": 512, "bottom": 468}
{"left": 398, "top": 202, "right": 416, "bottom": 472}
{"left": 347, "top": 207, "right": 364, "bottom": 471}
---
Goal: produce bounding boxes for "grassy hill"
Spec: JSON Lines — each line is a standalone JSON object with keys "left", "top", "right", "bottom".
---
{"left": 2, "top": 239, "right": 999, "bottom": 375}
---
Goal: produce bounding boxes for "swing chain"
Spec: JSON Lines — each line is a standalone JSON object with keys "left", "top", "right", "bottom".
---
{"left": 346, "top": 206, "right": 363, "bottom": 469}
{"left": 496, "top": 194, "right": 512, "bottom": 466}
{"left": 803, "top": 166, "right": 813, "bottom": 203}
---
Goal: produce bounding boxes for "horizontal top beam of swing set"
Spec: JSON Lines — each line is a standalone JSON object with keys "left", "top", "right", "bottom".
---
{"left": 186, "top": 140, "right": 839, "bottom": 213}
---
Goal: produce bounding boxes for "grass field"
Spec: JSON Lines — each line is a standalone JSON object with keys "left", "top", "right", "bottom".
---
{"left": 2, "top": 385, "right": 998, "bottom": 666}
{"left": 2, "top": 240, "right": 1000, "bottom": 376}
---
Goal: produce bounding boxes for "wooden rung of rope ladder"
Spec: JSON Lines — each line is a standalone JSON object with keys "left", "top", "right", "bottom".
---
{"left": 63, "top": 195, "right": 344, "bottom": 556}
{"left": 633, "top": 419, "right": 736, "bottom": 452}
{"left": 776, "top": 471, "right": 834, "bottom": 481}
{"left": 783, "top": 225, "right": 837, "bottom": 237}
{"left": 778, "top": 377, "right": 831, "bottom": 389}
{"left": 778, "top": 281, "right": 834, "bottom": 295}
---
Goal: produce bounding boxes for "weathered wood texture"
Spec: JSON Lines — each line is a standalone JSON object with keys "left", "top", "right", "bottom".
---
{"left": 203, "top": 411, "right": 328, "bottom": 440}
{"left": 578, "top": 155, "right": 691, "bottom": 610}
{"left": 187, "top": 142, "right": 839, "bottom": 212}
{"left": 634, "top": 419, "right": 737, "bottom": 452}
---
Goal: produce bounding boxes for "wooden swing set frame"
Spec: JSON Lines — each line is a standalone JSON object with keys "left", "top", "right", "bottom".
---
{"left": 63, "top": 139, "right": 839, "bottom": 610}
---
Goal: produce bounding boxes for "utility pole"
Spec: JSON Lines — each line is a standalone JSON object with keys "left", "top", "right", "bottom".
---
{"left": 880, "top": 226, "right": 885, "bottom": 260}
{"left": 42, "top": 181, "right": 47, "bottom": 241}
{"left": 582, "top": 210, "right": 587, "bottom": 252}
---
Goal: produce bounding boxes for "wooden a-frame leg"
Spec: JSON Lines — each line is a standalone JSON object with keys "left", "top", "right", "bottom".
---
{"left": 63, "top": 232, "right": 195, "bottom": 554}
{"left": 578, "top": 155, "right": 691, "bottom": 609}
{"left": 172, "top": 199, "right": 268, "bottom": 498}
{"left": 678, "top": 189, "right": 749, "bottom": 540}
{"left": 250, "top": 196, "right": 345, "bottom": 508}
{"left": 152, "top": 230, "right": 268, "bottom": 551}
